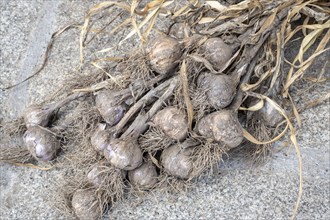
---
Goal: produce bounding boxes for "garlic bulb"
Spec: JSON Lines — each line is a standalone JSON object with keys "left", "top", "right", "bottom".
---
{"left": 201, "top": 37, "right": 232, "bottom": 71}
{"left": 23, "top": 126, "right": 60, "bottom": 161}
{"left": 103, "top": 138, "right": 143, "bottom": 170}
{"left": 23, "top": 104, "right": 54, "bottom": 128}
{"left": 71, "top": 189, "right": 101, "bottom": 220}
{"left": 95, "top": 90, "right": 126, "bottom": 126}
{"left": 147, "top": 36, "right": 183, "bottom": 74}
{"left": 128, "top": 160, "right": 158, "bottom": 188}
{"left": 153, "top": 107, "right": 188, "bottom": 141}
{"left": 90, "top": 123, "right": 109, "bottom": 152}
{"left": 198, "top": 73, "right": 236, "bottom": 109}
{"left": 197, "top": 110, "right": 243, "bottom": 148}
{"left": 161, "top": 144, "right": 193, "bottom": 179}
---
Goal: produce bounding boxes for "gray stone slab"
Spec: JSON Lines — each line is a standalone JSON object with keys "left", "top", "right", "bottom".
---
{"left": 0, "top": 1, "right": 329, "bottom": 220}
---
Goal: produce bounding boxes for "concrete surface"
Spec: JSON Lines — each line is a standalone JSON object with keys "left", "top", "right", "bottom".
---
{"left": 0, "top": 1, "right": 329, "bottom": 220}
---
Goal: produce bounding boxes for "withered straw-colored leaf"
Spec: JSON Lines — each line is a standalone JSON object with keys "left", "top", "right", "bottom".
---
{"left": 111, "top": 17, "right": 131, "bottom": 34}
{"left": 298, "top": 28, "right": 323, "bottom": 63}
{"left": 239, "top": 99, "right": 264, "bottom": 111}
{"left": 143, "top": 8, "right": 160, "bottom": 40}
{"left": 135, "top": 0, "right": 164, "bottom": 16}
{"left": 172, "top": 0, "right": 199, "bottom": 18}
{"left": 188, "top": 54, "right": 217, "bottom": 73}
{"left": 130, "top": 0, "right": 144, "bottom": 42}
{"left": 205, "top": 1, "right": 228, "bottom": 12}
{"left": 198, "top": 17, "right": 216, "bottom": 24}
{"left": 269, "top": 24, "right": 284, "bottom": 90}
{"left": 91, "top": 61, "right": 120, "bottom": 86}
{"left": 253, "top": 8, "right": 278, "bottom": 37}
{"left": 80, "top": 1, "right": 130, "bottom": 65}
{"left": 148, "top": 152, "right": 161, "bottom": 168}
{"left": 120, "top": 0, "right": 173, "bottom": 44}
{"left": 1, "top": 161, "right": 52, "bottom": 171}
{"left": 283, "top": 27, "right": 330, "bottom": 97}
{"left": 244, "top": 93, "right": 302, "bottom": 220}
{"left": 289, "top": 94, "right": 302, "bottom": 128}
{"left": 179, "top": 60, "right": 194, "bottom": 131}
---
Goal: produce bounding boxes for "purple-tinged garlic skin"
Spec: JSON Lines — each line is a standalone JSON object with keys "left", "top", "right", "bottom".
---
{"left": 95, "top": 90, "right": 126, "bottom": 126}
{"left": 128, "top": 160, "right": 158, "bottom": 188}
{"left": 23, "top": 104, "right": 54, "bottom": 128}
{"left": 90, "top": 123, "right": 109, "bottom": 152}
{"left": 23, "top": 126, "right": 60, "bottom": 162}
{"left": 71, "top": 189, "right": 101, "bottom": 220}
{"left": 103, "top": 138, "right": 143, "bottom": 171}
{"left": 86, "top": 164, "right": 104, "bottom": 187}
{"left": 161, "top": 144, "right": 193, "bottom": 179}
